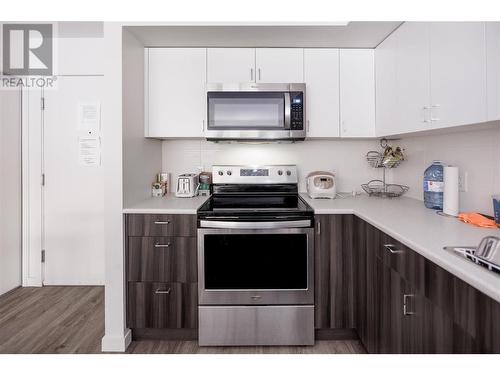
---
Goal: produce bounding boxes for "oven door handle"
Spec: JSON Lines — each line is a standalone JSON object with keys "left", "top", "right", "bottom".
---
{"left": 199, "top": 220, "right": 311, "bottom": 229}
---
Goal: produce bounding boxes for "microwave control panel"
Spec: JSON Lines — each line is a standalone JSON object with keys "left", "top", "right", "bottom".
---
{"left": 290, "top": 92, "right": 304, "bottom": 130}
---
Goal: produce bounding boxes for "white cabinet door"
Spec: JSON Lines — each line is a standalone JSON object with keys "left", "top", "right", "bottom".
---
{"left": 375, "top": 31, "right": 398, "bottom": 137}
{"left": 146, "top": 48, "right": 206, "bottom": 138}
{"left": 395, "top": 22, "right": 432, "bottom": 133}
{"left": 207, "top": 48, "right": 256, "bottom": 83}
{"left": 304, "top": 49, "right": 340, "bottom": 137}
{"left": 429, "top": 22, "right": 487, "bottom": 128}
{"left": 486, "top": 22, "right": 500, "bottom": 121}
{"left": 339, "top": 49, "right": 376, "bottom": 137}
{"left": 255, "top": 48, "right": 304, "bottom": 83}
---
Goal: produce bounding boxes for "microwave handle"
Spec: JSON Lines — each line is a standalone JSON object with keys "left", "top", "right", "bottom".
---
{"left": 284, "top": 92, "right": 291, "bottom": 130}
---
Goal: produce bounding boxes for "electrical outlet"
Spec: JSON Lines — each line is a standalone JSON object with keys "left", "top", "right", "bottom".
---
{"left": 458, "top": 171, "right": 468, "bottom": 192}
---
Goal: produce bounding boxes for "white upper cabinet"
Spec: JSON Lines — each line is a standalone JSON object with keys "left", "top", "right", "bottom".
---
{"left": 339, "top": 49, "right": 376, "bottom": 137}
{"left": 375, "top": 31, "right": 398, "bottom": 137}
{"left": 255, "top": 48, "right": 304, "bottom": 83}
{"left": 429, "top": 22, "right": 487, "bottom": 128}
{"left": 395, "top": 22, "right": 431, "bottom": 133}
{"left": 304, "top": 49, "right": 340, "bottom": 138}
{"left": 145, "top": 48, "right": 207, "bottom": 138}
{"left": 486, "top": 22, "right": 500, "bottom": 121}
{"left": 207, "top": 48, "right": 256, "bottom": 83}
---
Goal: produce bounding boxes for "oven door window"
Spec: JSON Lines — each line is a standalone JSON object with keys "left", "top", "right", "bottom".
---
{"left": 207, "top": 92, "right": 285, "bottom": 129}
{"left": 203, "top": 233, "right": 308, "bottom": 290}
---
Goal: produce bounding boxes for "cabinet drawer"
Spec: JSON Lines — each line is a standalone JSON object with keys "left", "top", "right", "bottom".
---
{"left": 127, "top": 237, "right": 197, "bottom": 282}
{"left": 127, "top": 282, "right": 198, "bottom": 329}
{"left": 127, "top": 214, "right": 197, "bottom": 237}
{"left": 376, "top": 232, "right": 425, "bottom": 293}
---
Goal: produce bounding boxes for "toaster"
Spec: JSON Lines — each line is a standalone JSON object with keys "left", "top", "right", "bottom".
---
{"left": 306, "top": 171, "right": 337, "bottom": 199}
{"left": 175, "top": 173, "right": 199, "bottom": 198}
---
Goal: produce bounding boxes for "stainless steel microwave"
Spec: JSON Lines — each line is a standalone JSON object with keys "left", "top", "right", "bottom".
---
{"left": 205, "top": 83, "right": 306, "bottom": 142}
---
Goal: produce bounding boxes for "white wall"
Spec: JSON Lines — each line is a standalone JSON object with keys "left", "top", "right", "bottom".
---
{"left": 162, "top": 139, "right": 384, "bottom": 193}
{"left": 393, "top": 125, "right": 500, "bottom": 216}
{"left": 122, "top": 30, "right": 162, "bottom": 207}
{"left": 0, "top": 89, "right": 22, "bottom": 296}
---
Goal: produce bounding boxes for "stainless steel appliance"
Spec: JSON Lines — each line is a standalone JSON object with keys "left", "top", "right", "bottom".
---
{"left": 197, "top": 165, "right": 314, "bottom": 346}
{"left": 205, "top": 83, "right": 306, "bottom": 142}
{"left": 175, "top": 173, "right": 199, "bottom": 198}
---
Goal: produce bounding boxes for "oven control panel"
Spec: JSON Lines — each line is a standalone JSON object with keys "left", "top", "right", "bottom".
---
{"left": 213, "top": 165, "right": 298, "bottom": 184}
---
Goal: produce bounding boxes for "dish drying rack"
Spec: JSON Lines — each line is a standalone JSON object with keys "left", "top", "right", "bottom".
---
{"left": 361, "top": 139, "right": 409, "bottom": 198}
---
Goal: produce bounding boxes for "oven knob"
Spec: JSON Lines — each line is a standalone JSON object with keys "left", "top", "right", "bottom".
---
{"left": 286, "top": 170, "right": 292, "bottom": 176}
{"left": 227, "top": 170, "right": 232, "bottom": 176}
{"left": 218, "top": 171, "right": 224, "bottom": 176}
{"left": 277, "top": 170, "right": 283, "bottom": 176}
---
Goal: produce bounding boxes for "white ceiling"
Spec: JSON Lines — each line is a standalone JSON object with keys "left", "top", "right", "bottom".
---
{"left": 126, "top": 22, "right": 403, "bottom": 48}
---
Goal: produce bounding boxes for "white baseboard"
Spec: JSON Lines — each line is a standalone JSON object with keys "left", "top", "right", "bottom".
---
{"left": 101, "top": 329, "right": 132, "bottom": 352}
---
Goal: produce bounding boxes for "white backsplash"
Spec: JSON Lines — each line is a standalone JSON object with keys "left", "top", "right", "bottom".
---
{"left": 393, "top": 126, "right": 500, "bottom": 216}
{"left": 162, "top": 139, "right": 384, "bottom": 193}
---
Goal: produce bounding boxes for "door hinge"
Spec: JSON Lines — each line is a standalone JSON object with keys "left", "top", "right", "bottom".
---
{"left": 41, "top": 173, "right": 45, "bottom": 186}
{"left": 41, "top": 250, "right": 45, "bottom": 263}
{"left": 41, "top": 97, "right": 45, "bottom": 110}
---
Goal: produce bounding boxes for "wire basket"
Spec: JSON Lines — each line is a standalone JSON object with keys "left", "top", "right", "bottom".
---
{"left": 366, "top": 151, "right": 403, "bottom": 169}
{"left": 361, "top": 180, "right": 409, "bottom": 198}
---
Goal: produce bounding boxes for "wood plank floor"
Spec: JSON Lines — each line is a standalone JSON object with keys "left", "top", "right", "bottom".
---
{"left": 0, "top": 286, "right": 366, "bottom": 354}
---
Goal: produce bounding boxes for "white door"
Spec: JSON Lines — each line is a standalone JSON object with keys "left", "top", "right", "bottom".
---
{"left": 146, "top": 48, "right": 207, "bottom": 137}
{"left": 304, "top": 49, "right": 340, "bottom": 137}
{"left": 42, "top": 76, "right": 104, "bottom": 285}
{"left": 429, "top": 22, "right": 487, "bottom": 128}
{"left": 395, "top": 22, "right": 432, "bottom": 133}
{"left": 255, "top": 48, "right": 304, "bottom": 83}
{"left": 339, "top": 49, "right": 376, "bottom": 137}
{"left": 207, "top": 48, "right": 256, "bottom": 83}
{"left": 486, "top": 22, "right": 500, "bottom": 121}
{"left": 375, "top": 31, "right": 398, "bottom": 137}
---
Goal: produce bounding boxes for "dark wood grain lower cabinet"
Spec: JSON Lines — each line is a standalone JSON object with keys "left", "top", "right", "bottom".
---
{"left": 353, "top": 216, "right": 367, "bottom": 343}
{"left": 127, "top": 214, "right": 197, "bottom": 237}
{"left": 314, "top": 215, "right": 355, "bottom": 330}
{"left": 127, "top": 282, "right": 198, "bottom": 329}
{"left": 127, "top": 237, "right": 197, "bottom": 283}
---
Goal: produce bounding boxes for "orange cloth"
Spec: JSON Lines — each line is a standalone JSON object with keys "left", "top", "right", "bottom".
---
{"left": 458, "top": 212, "right": 498, "bottom": 228}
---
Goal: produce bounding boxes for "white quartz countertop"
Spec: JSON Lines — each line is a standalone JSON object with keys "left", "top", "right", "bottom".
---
{"left": 123, "top": 193, "right": 210, "bottom": 214}
{"left": 300, "top": 193, "right": 500, "bottom": 303}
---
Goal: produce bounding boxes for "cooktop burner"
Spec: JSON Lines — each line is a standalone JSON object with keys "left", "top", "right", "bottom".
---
{"left": 197, "top": 165, "right": 313, "bottom": 222}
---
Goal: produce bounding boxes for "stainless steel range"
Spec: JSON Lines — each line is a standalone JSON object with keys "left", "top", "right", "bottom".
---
{"left": 197, "top": 165, "right": 315, "bottom": 346}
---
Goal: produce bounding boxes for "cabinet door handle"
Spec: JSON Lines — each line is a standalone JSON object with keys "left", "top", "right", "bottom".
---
{"left": 383, "top": 244, "right": 404, "bottom": 254}
{"left": 258, "top": 68, "right": 261, "bottom": 81}
{"left": 155, "top": 288, "right": 171, "bottom": 295}
{"left": 154, "top": 242, "right": 171, "bottom": 248}
{"left": 250, "top": 68, "right": 254, "bottom": 81}
{"left": 202, "top": 119, "right": 205, "bottom": 132}
{"left": 403, "top": 294, "right": 415, "bottom": 315}
{"left": 430, "top": 104, "right": 440, "bottom": 122}
{"left": 316, "top": 221, "right": 321, "bottom": 235}
{"left": 154, "top": 221, "right": 170, "bottom": 225}
{"left": 307, "top": 120, "right": 310, "bottom": 133}
{"left": 422, "top": 106, "right": 431, "bottom": 123}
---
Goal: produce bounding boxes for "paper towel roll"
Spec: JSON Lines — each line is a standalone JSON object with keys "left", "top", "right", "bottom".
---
{"left": 443, "top": 166, "right": 459, "bottom": 216}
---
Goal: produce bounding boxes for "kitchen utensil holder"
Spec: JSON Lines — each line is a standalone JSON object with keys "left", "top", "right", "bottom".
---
{"left": 362, "top": 139, "right": 409, "bottom": 198}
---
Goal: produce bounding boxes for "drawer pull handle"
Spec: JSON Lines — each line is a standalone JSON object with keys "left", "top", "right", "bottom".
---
{"left": 384, "top": 244, "right": 404, "bottom": 254}
{"left": 251, "top": 295, "right": 262, "bottom": 300}
{"left": 403, "top": 294, "right": 415, "bottom": 315}
{"left": 154, "top": 221, "right": 170, "bottom": 225}
{"left": 154, "top": 242, "right": 171, "bottom": 248}
{"left": 155, "top": 288, "right": 171, "bottom": 295}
